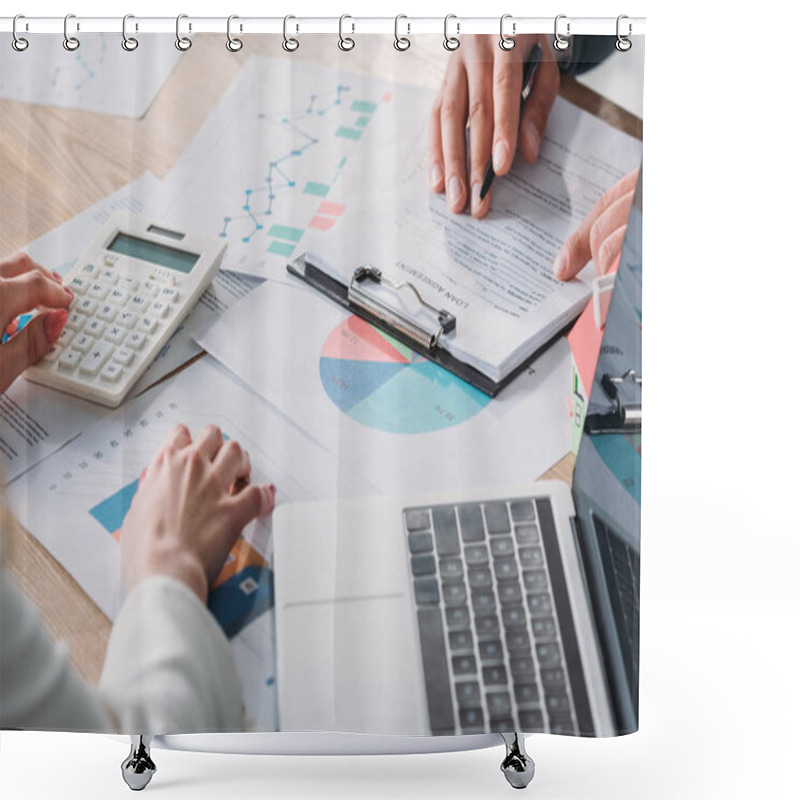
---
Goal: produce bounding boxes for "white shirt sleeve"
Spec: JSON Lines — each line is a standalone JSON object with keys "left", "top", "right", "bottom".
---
{"left": 1, "top": 564, "right": 245, "bottom": 733}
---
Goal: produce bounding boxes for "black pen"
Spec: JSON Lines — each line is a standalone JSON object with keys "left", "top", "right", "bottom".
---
{"left": 478, "top": 43, "right": 543, "bottom": 203}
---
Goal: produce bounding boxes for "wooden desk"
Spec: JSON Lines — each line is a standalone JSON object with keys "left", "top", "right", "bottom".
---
{"left": 0, "top": 36, "right": 641, "bottom": 684}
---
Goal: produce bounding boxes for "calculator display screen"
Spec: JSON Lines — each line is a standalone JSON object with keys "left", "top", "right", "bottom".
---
{"left": 108, "top": 232, "right": 200, "bottom": 273}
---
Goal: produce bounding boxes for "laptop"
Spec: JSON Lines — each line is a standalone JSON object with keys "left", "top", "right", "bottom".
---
{"left": 272, "top": 174, "right": 643, "bottom": 738}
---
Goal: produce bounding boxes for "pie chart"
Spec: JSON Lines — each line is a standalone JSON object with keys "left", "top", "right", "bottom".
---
{"left": 319, "top": 315, "right": 491, "bottom": 434}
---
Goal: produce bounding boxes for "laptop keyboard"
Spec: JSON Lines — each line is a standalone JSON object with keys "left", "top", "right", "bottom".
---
{"left": 593, "top": 514, "right": 640, "bottom": 699}
{"left": 404, "top": 497, "right": 578, "bottom": 735}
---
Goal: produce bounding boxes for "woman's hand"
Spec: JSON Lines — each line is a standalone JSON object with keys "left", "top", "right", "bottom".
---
{"left": 428, "top": 34, "right": 560, "bottom": 218}
{"left": 120, "top": 423, "right": 276, "bottom": 603}
{"left": 0, "top": 252, "right": 73, "bottom": 394}
{"left": 554, "top": 167, "right": 640, "bottom": 281}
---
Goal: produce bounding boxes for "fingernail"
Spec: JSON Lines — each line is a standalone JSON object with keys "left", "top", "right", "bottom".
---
{"left": 430, "top": 162, "right": 444, "bottom": 190}
{"left": 263, "top": 485, "right": 276, "bottom": 513}
{"left": 493, "top": 140, "right": 509, "bottom": 173}
{"left": 523, "top": 121, "right": 540, "bottom": 161}
{"left": 553, "top": 250, "right": 567, "bottom": 280}
{"left": 447, "top": 175, "right": 464, "bottom": 209}
{"left": 64, "top": 285, "right": 74, "bottom": 299}
{"left": 44, "top": 308, "right": 68, "bottom": 343}
{"left": 471, "top": 183, "right": 482, "bottom": 214}
{"left": 53, "top": 272, "right": 63, "bottom": 283}
{"left": 139, "top": 467, "right": 148, "bottom": 483}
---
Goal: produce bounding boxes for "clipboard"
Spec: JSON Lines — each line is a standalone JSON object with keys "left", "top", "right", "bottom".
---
{"left": 287, "top": 254, "right": 566, "bottom": 398}
{"left": 584, "top": 369, "right": 642, "bottom": 435}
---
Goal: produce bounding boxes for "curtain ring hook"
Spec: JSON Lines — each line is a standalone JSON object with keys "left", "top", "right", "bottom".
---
{"left": 12, "top": 14, "right": 29, "bottom": 51}
{"left": 616, "top": 15, "right": 632, "bottom": 51}
{"left": 499, "top": 14, "right": 515, "bottom": 51}
{"left": 394, "top": 14, "right": 411, "bottom": 51}
{"left": 443, "top": 14, "right": 460, "bottom": 51}
{"left": 554, "top": 14, "right": 570, "bottom": 51}
{"left": 283, "top": 15, "right": 299, "bottom": 52}
{"left": 226, "top": 15, "right": 243, "bottom": 52}
{"left": 63, "top": 13, "right": 80, "bottom": 51}
{"left": 175, "top": 13, "right": 192, "bottom": 51}
{"left": 338, "top": 14, "right": 355, "bottom": 51}
{"left": 121, "top": 14, "right": 138, "bottom": 51}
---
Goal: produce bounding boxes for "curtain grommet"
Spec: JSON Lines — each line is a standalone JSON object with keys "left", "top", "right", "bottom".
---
{"left": 554, "top": 14, "right": 570, "bottom": 51}
{"left": 283, "top": 15, "right": 299, "bottom": 52}
{"left": 338, "top": 14, "right": 355, "bottom": 51}
{"left": 63, "top": 14, "right": 80, "bottom": 51}
{"left": 616, "top": 15, "right": 632, "bottom": 51}
{"left": 499, "top": 14, "right": 515, "bottom": 51}
{"left": 226, "top": 15, "right": 243, "bottom": 52}
{"left": 121, "top": 14, "right": 139, "bottom": 51}
{"left": 394, "top": 14, "right": 411, "bottom": 51}
{"left": 12, "top": 14, "right": 29, "bottom": 51}
{"left": 443, "top": 14, "right": 460, "bottom": 51}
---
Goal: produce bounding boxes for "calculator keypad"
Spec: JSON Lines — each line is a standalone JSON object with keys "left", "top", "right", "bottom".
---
{"left": 37, "top": 262, "right": 180, "bottom": 402}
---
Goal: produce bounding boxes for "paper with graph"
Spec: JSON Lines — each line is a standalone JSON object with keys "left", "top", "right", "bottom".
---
{"left": 159, "top": 57, "right": 431, "bottom": 280}
{"left": 0, "top": 34, "right": 182, "bottom": 117}
{"left": 197, "top": 280, "right": 574, "bottom": 499}
{"left": 5, "top": 357, "right": 373, "bottom": 729}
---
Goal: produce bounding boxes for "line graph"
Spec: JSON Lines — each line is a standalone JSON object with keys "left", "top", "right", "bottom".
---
{"left": 217, "top": 84, "right": 386, "bottom": 258}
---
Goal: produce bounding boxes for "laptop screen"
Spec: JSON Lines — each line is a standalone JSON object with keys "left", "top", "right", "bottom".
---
{"left": 571, "top": 167, "right": 642, "bottom": 734}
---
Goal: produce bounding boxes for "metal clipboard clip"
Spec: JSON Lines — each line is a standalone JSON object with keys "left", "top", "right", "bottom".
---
{"left": 348, "top": 266, "right": 456, "bottom": 351}
{"left": 585, "top": 369, "right": 642, "bottom": 435}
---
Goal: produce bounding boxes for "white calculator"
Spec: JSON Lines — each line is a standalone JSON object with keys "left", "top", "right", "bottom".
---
{"left": 25, "top": 213, "right": 226, "bottom": 408}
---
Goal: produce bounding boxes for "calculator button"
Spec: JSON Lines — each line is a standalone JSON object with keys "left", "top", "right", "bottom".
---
{"left": 100, "top": 362, "right": 123, "bottom": 383}
{"left": 109, "top": 287, "right": 128, "bottom": 304}
{"left": 100, "top": 269, "right": 118, "bottom": 285}
{"left": 125, "top": 331, "right": 147, "bottom": 351}
{"left": 159, "top": 286, "right": 179, "bottom": 303}
{"left": 96, "top": 304, "right": 118, "bottom": 322}
{"left": 58, "top": 349, "right": 82, "bottom": 371}
{"left": 57, "top": 327, "right": 74, "bottom": 348}
{"left": 66, "top": 312, "right": 87, "bottom": 331}
{"left": 137, "top": 316, "right": 158, "bottom": 335}
{"left": 42, "top": 345, "right": 61, "bottom": 364}
{"left": 117, "top": 310, "right": 138, "bottom": 329}
{"left": 104, "top": 325, "right": 126, "bottom": 344}
{"left": 85, "top": 319, "right": 106, "bottom": 338}
{"left": 149, "top": 300, "right": 169, "bottom": 318}
{"left": 120, "top": 276, "right": 139, "bottom": 292}
{"left": 77, "top": 298, "right": 98, "bottom": 316}
{"left": 113, "top": 347, "right": 135, "bottom": 366}
{"left": 79, "top": 341, "right": 113, "bottom": 376}
{"left": 142, "top": 280, "right": 160, "bottom": 296}
{"left": 88, "top": 282, "right": 109, "bottom": 300}
{"left": 130, "top": 294, "right": 149, "bottom": 312}
{"left": 103, "top": 254, "right": 117, "bottom": 267}
{"left": 72, "top": 334, "right": 93, "bottom": 354}
{"left": 68, "top": 277, "right": 89, "bottom": 295}
{"left": 80, "top": 262, "right": 98, "bottom": 276}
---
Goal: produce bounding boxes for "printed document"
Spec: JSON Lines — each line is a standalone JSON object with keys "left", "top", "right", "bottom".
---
{"left": 197, "top": 280, "right": 574, "bottom": 499}
{"left": 0, "top": 33, "right": 181, "bottom": 118}
{"left": 302, "top": 97, "right": 642, "bottom": 382}
{"left": 5, "top": 357, "right": 372, "bottom": 730}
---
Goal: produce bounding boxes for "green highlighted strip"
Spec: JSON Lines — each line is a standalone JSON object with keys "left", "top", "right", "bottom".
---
{"left": 268, "top": 241, "right": 296, "bottom": 257}
{"left": 268, "top": 224, "right": 304, "bottom": 243}
{"left": 351, "top": 100, "right": 378, "bottom": 113}
{"left": 304, "top": 181, "right": 330, "bottom": 198}
{"left": 335, "top": 126, "right": 362, "bottom": 141}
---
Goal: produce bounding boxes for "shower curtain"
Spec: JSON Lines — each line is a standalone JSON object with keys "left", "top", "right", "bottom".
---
{"left": 0, "top": 20, "right": 643, "bottom": 743}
